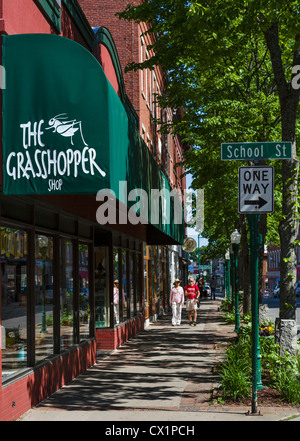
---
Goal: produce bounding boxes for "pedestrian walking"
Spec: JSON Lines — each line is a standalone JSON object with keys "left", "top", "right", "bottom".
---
{"left": 113, "top": 280, "right": 120, "bottom": 324}
{"left": 197, "top": 276, "right": 204, "bottom": 298}
{"left": 210, "top": 277, "right": 216, "bottom": 300}
{"left": 184, "top": 277, "right": 200, "bottom": 326}
{"left": 170, "top": 279, "right": 184, "bottom": 325}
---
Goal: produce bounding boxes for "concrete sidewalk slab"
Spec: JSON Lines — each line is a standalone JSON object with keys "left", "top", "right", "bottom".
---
{"left": 18, "top": 298, "right": 300, "bottom": 422}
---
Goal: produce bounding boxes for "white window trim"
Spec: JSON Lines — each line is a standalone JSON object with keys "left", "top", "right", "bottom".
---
{"left": 140, "top": 36, "right": 145, "bottom": 97}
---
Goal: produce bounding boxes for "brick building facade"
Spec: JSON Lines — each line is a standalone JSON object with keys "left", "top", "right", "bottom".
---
{"left": 78, "top": 0, "right": 186, "bottom": 194}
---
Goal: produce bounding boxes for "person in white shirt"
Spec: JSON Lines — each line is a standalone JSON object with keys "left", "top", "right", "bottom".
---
{"left": 169, "top": 279, "right": 185, "bottom": 326}
{"left": 113, "top": 280, "right": 120, "bottom": 324}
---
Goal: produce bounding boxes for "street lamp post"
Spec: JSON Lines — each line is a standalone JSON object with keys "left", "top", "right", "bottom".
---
{"left": 197, "top": 234, "right": 201, "bottom": 277}
{"left": 203, "top": 270, "right": 207, "bottom": 285}
{"left": 38, "top": 235, "right": 49, "bottom": 334}
{"left": 229, "top": 245, "right": 234, "bottom": 304}
{"left": 225, "top": 249, "right": 230, "bottom": 300}
{"left": 231, "top": 229, "right": 241, "bottom": 333}
{"left": 247, "top": 213, "right": 263, "bottom": 415}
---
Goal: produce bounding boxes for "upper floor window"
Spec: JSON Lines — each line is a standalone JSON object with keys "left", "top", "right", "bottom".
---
{"left": 140, "top": 36, "right": 145, "bottom": 98}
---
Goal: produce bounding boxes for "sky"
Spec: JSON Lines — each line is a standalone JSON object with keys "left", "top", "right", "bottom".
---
{"left": 185, "top": 173, "right": 208, "bottom": 247}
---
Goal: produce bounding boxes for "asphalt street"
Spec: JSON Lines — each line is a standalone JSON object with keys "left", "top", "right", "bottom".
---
{"left": 262, "top": 297, "right": 300, "bottom": 338}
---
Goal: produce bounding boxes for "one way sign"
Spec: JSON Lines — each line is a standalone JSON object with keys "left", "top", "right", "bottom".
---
{"left": 238, "top": 166, "right": 274, "bottom": 214}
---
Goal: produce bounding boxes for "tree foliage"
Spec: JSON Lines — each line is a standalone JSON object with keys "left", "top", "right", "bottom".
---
{"left": 118, "top": 0, "right": 300, "bottom": 321}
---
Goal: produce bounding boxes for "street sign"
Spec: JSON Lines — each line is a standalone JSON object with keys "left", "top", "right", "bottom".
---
{"left": 221, "top": 142, "right": 292, "bottom": 160}
{"left": 199, "top": 265, "right": 211, "bottom": 270}
{"left": 238, "top": 166, "right": 274, "bottom": 214}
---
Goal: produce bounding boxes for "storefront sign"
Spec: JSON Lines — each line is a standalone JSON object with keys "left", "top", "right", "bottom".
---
{"left": 6, "top": 117, "right": 107, "bottom": 192}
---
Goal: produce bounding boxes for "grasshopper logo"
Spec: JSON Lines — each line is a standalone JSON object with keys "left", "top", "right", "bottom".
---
{"left": 6, "top": 116, "right": 107, "bottom": 193}
{"left": 45, "top": 113, "right": 88, "bottom": 146}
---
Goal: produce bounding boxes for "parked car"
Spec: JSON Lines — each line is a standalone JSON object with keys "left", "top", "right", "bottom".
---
{"left": 296, "top": 283, "right": 300, "bottom": 297}
{"left": 273, "top": 284, "right": 280, "bottom": 298}
{"left": 204, "top": 284, "right": 211, "bottom": 298}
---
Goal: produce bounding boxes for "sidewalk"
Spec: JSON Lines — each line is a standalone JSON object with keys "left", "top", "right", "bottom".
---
{"left": 19, "top": 298, "right": 300, "bottom": 422}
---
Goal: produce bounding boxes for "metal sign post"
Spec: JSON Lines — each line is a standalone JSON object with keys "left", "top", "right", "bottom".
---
{"left": 246, "top": 213, "right": 263, "bottom": 415}
{"left": 222, "top": 141, "right": 282, "bottom": 415}
{"left": 239, "top": 168, "right": 269, "bottom": 414}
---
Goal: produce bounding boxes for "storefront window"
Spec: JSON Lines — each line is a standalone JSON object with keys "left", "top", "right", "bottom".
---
{"left": 60, "top": 239, "right": 74, "bottom": 350}
{"left": 122, "top": 250, "right": 127, "bottom": 321}
{"left": 113, "top": 248, "right": 120, "bottom": 325}
{"left": 79, "top": 243, "right": 90, "bottom": 341}
{"left": 144, "top": 258, "right": 147, "bottom": 306}
{"left": 1, "top": 227, "right": 94, "bottom": 382}
{"left": 157, "top": 247, "right": 162, "bottom": 314}
{"left": 95, "top": 247, "right": 109, "bottom": 327}
{"left": 129, "top": 252, "right": 135, "bottom": 318}
{"left": 136, "top": 253, "right": 142, "bottom": 313}
{"left": 1, "top": 228, "right": 28, "bottom": 381}
{"left": 35, "top": 234, "right": 54, "bottom": 364}
{"left": 152, "top": 257, "right": 156, "bottom": 313}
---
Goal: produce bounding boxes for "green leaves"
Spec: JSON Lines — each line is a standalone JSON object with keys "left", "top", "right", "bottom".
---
{"left": 117, "top": 0, "right": 300, "bottom": 257}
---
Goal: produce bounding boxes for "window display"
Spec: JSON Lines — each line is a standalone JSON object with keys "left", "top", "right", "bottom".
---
{"left": 122, "top": 250, "right": 127, "bottom": 321}
{"left": 1, "top": 228, "right": 28, "bottom": 381}
{"left": 79, "top": 243, "right": 90, "bottom": 341}
{"left": 95, "top": 247, "right": 109, "bottom": 327}
{"left": 35, "top": 234, "right": 54, "bottom": 364}
{"left": 60, "top": 239, "right": 74, "bottom": 350}
{"left": 129, "top": 252, "right": 135, "bottom": 318}
{"left": 113, "top": 248, "right": 120, "bottom": 325}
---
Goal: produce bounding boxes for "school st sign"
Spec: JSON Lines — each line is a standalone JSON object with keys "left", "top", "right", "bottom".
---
{"left": 221, "top": 141, "right": 292, "bottom": 161}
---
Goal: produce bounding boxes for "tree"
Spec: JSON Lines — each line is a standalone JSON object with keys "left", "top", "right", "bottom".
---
{"left": 118, "top": 0, "right": 300, "bottom": 352}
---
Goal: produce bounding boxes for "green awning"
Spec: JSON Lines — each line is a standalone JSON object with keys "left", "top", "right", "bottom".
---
{"left": 1, "top": 34, "right": 184, "bottom": 244}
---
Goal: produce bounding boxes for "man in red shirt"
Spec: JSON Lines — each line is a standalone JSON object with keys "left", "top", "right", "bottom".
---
{"left": 184, "top": 277, "right": 200, "bottom": 326}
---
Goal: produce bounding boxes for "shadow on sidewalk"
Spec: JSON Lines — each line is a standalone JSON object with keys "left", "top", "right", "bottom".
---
{"left": 36, "top": 299, "right": 231, "bottom": 411}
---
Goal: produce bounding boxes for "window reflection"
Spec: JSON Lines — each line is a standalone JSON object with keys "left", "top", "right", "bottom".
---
{"left": 1, "top": 228, "right": 95, "bottom": 382}
{"left": 144, "top": 258, "right": 147, "bottom": 306}
{"left": 113, "top": 248, "right": 120, "bottom": 324}
{"left": 60, "top": 239, "right": 73, "bottom": 350}
{"left": 130, "top": 252, "right": 134, "bottom": 318}
{"left": 79, "top": 243, "right": 90, "bottom": 341}
{"left": 136, "top": 253, "right": 141, "bottom": 313}
{"left": 1, "top": 228, "right": 28, "bottom": 381}
{"left": 122, "top": 250, "right": 127, "bottom": 321}
{"left": 95, "top": 247, "right": 109, "bottom": 327}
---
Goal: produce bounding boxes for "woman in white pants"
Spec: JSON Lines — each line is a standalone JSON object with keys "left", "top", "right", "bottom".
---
{"left": 113, "top": 280, "right": 120, "bottom": 324}
{"left": 170, "top": 279, "right": 184, "bottom": 325}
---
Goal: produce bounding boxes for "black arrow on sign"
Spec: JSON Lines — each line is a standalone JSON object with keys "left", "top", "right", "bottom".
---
{"left": 245, "top": 197, "right": 268, "bottom": 209}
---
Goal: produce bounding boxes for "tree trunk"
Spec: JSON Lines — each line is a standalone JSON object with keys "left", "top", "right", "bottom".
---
{"left": 279, "top": 146, "right": 299, "bottom": 321}
{"left": 240, "top": 214, "right": 251, "bottom": 314}
{"left": 264, "top": 23, "right": 300, "bottom": 354}
{"left": 278, "top": 75, "right": 299, "bottom": 323}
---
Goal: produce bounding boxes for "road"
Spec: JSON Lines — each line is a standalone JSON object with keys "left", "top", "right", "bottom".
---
{"left": 262, "top": 297, "right": 300, "bottom": 338}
